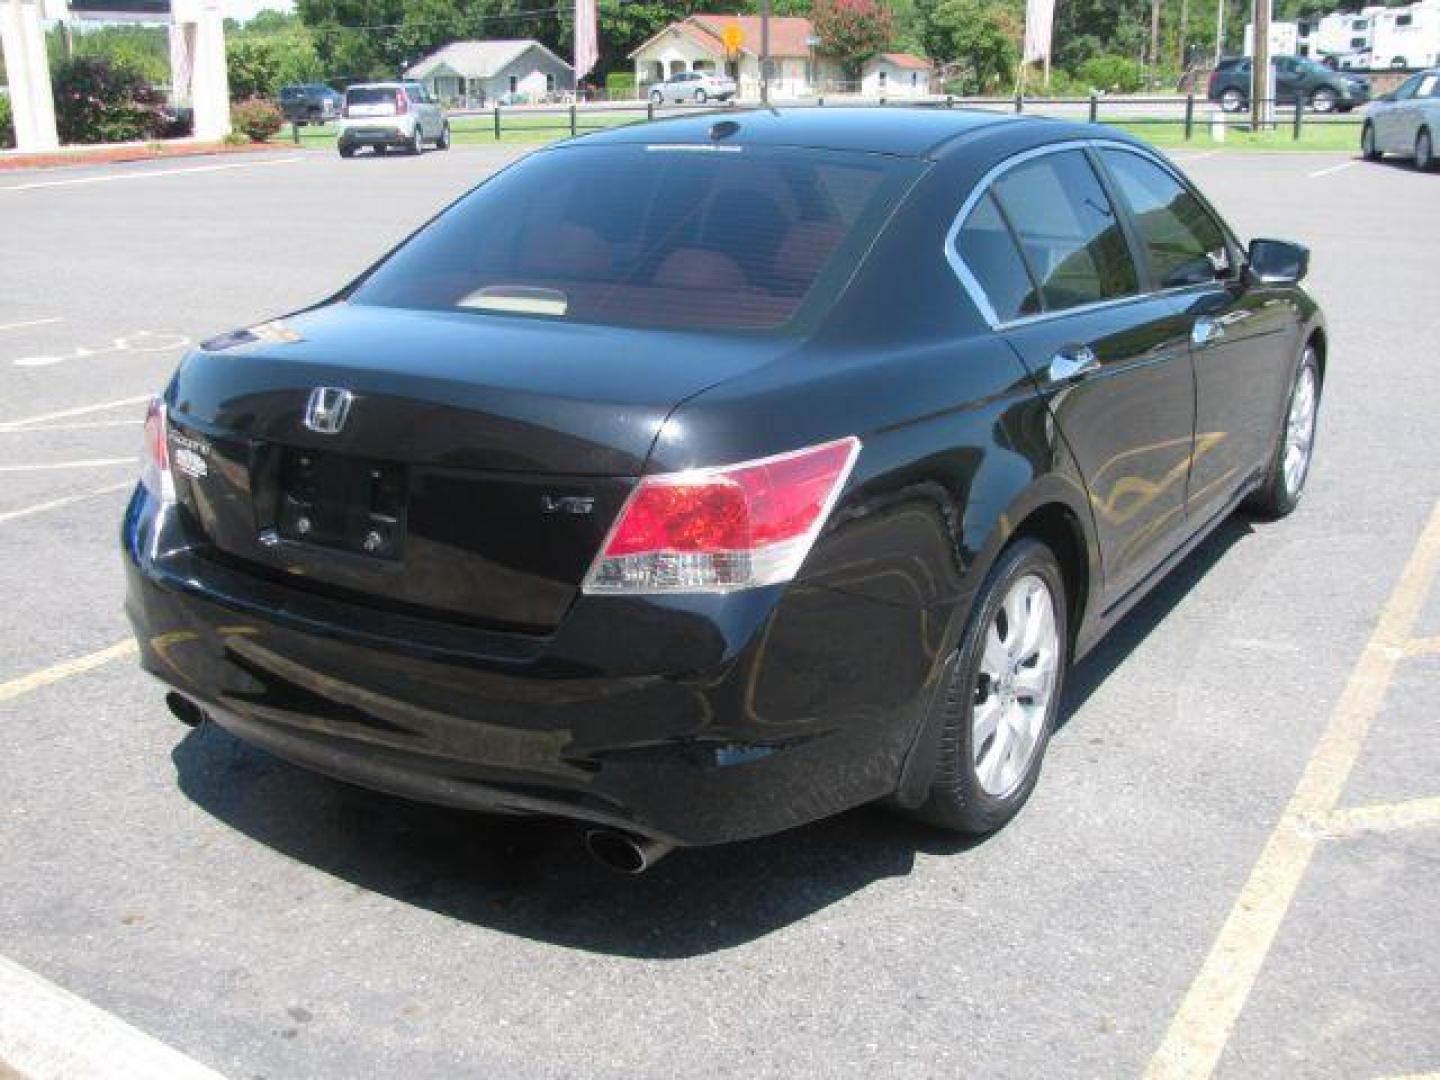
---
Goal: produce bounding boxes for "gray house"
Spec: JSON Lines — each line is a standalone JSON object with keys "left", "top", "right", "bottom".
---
{"left": 404, "top": 40, "right": 576, "bottom": 107}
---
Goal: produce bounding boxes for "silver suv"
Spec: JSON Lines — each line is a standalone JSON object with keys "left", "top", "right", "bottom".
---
{"left": 338, "top": 82, "right": 450, "bottom": 157}
{"left": 648, "top": 71, "right": 738, "bottom": 105}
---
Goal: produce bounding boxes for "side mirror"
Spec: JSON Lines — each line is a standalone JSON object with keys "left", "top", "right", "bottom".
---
{"left": 1247, "top": 238, "right": 1310, "bottom": 284}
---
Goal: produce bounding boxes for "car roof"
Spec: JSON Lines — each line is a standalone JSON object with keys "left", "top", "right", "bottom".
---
{"left": 569, "top": 106, "right": 1132, "bottom": 160}
{"left": 346, "top": 82, "right": 408, "bottom": 91}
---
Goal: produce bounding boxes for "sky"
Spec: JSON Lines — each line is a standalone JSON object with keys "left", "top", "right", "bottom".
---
{"left": 228, "top": 0, "right": 293, "bottom": 20}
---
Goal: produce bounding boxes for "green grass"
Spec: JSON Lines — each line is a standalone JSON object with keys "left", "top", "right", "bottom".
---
{"left": 283, "top": 110, "right": 1363, "bottom": 154}
{"left": 1106, "top": 119, "right": 1362, "bottom": 152}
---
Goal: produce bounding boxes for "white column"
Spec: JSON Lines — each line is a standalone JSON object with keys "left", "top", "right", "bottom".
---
{"left": 0, "top": 0, "right": 60, "bottom": 151}
{"left": 188, "top": 0, "right": 230, "bottom": 141}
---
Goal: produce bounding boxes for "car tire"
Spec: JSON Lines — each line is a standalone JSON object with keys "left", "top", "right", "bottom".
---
{"left": 1245, "top": 345, "right": 1321, "bottom": 519}
{"left": 650, "top": 90, "right": 663, "bottom": 106}
{"left": 1221, "top": 88, "right": 1246, "bottom": 113}
{"left": 437, "top": 122, "right": 451, "bottom": 150}
{"left": 1361, "top": 122, "right": 1381, "bottom": 161}
{"left": 1311, "top": 88, "right": 1337, "bottom": 113}
{"left": 1416, "top": 128, "right": 1436, "bottom": 171}
{"left": 338, "top": 143, "right": 355, "bottom": 159}
{"left": 695, "top": 88, "right": 708, "bottom": 104}
{"left": 905, "top": 538, "right": 1069, "bottom": 835}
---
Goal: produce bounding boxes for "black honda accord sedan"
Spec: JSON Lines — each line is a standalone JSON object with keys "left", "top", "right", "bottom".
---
{"left": 124, "top": 108, "right": 1324, "bottom": 871}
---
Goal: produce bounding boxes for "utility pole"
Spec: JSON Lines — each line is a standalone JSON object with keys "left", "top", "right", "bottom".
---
{"left": 760, "top": 0, "right": 771, "bottom": 104}
{"left": 1215, "top": 0, "right": 1226, "bottom": 64}
{"left": 1178, "top": 0, "right": 1189, "bottom": 71}
{"left": 1149, "top": 0, "right": 1162, "bottom": 70}
{"left": 1251, "top": 0, "right": 1270, "bottom": 129}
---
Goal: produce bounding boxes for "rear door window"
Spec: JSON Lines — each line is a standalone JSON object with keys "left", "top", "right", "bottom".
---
{"left": 990, "top": 150, "right": 1138, "bottom": 313}
{"left": 1100, "top": 150, "right": 1233, "bottom": 288}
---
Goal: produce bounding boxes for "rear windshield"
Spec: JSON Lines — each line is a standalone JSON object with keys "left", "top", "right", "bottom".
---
{"left": 346, "top": 87, "right": 398, "bottom": 107}
{"left": 350, "top": 143, "right": 922, "bottom": 331}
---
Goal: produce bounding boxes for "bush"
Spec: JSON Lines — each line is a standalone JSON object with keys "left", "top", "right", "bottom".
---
{"left": 52, "top": 56, "right": 169, "bottom": 144}
{"left": 231, "top": 97, "right": 284, "bottom": 143}
{"left": 0, "top": 95, "right": 13, "bottom": 149}
{"left": 1079, "top": 54, "right": 1143, "bottom": 94}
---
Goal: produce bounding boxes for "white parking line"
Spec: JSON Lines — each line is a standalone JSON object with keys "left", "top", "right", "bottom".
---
{"left": 0, "top": 482, "right": 133, "bottom": 525}
{"left": 0, "top": 395, "right": 149, "bottom": 430}
{"left": 0, "top": 317, "right": 63, "bottom": 333}
{"left": 1309, "top": 160, "right": 1359, "bottom": 178}
{"left": 0, "top": 953, "right": 225, "bottom": 1079}
{"left": 0, "top": 155, "right": 304, "bottom": 193}
{"left": 0, "top": 458, "right": 133, "bottom": 472}
{"left": 0, "top": 419, "right": 141, "bottom": 433}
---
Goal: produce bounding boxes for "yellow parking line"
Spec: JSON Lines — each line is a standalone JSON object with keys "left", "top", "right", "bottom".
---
{"left": 0, "top": 641, "right": 138, "bottom": 705}
{"left": 1404, "top": 636, "right": 1440, "bottom": 658}
{"left": 1319, "top": 796, "right": 1440, "bottom": 838}
{"left": 1144, "top": 499, "right": 1440, "bottom": 1080}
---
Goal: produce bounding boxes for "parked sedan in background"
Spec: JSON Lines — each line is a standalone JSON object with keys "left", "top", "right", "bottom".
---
{"left": 648, "top": 70, "right": 737, "bottom": 105}
{"left": 1208, "top": 55, "right": 1370, "bottom": 112}
{"left": 337, "top": 81, "right": 450, "bottom": 157}
{"left": 1362, "top": 68, "right": 1440, "bottom": 169}
{"left": 124, "top": 109, "right": 1325, "bottom": 873}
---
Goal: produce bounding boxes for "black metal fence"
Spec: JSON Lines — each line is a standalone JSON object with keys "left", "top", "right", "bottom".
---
{"left": 422, "top": 93, "right": 1368, "bottom": 144}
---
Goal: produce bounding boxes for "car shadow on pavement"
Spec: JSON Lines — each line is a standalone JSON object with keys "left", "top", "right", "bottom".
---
{"left": 170, "top": 512, "right": 1254, "bottom": 959}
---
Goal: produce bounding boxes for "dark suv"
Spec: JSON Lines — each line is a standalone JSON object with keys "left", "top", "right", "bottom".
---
{"left": 279, "top": 83, "right": 343, "bottom": 125}
{"left": 1208, "top": 55, "right": 1371, "bottom": 113}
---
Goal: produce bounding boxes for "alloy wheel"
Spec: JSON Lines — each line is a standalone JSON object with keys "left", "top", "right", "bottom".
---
{"left": 1282, "top": 356, "right": 1318, "bottom": 499}
{"left": 1222, "top": 89, "right": 1244, "bottom": 112}
{"left": 1312, "top": 89, "right": 1336, "bottom": 113}
{"left": 972, "top": 573, "right": 1060, "bottom": 798}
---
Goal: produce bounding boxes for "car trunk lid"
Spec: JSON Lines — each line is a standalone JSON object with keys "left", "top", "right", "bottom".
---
{"left": 167, "top": 302, "right": 782, "bottom": 631}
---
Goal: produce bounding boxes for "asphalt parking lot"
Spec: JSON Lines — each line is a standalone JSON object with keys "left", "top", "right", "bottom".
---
{"left": 1, "top": 138, "right": 1438, "bottom": 1080}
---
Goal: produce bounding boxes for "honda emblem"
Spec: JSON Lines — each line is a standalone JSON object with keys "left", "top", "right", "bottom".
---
{"left": 304, "top": 387, "right": 354, "bottom": 435}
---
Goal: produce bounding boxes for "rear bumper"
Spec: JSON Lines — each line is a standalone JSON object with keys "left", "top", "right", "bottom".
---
{"left": 123, "top": 487, "right": 945, "bottom": 846}
{"left": 338, "top": 122, "right": 413, "bottom": 147}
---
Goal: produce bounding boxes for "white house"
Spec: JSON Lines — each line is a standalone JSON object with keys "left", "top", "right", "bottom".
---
{"left": 404, "top": 40, "right": 575, "bottom": 107}
{"left": 860, "top": 53, "right": 934, "bottom": 98}
{"left": 629, "top": 15, "right": 844, "bottom": 99}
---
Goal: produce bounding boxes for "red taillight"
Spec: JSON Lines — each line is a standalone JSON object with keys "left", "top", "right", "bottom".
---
{"left": 396, "top": 88, "right": 410, "bottom": 113}
{"left": 583, "top": 437, "right": 860, "bottom": 594}
{"left": 139, "top": 396, "right": 174, "bottom": 502}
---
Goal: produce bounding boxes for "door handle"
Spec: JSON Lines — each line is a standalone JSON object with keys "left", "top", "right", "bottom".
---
{"left": 1192, "top": 316, "right": 1226, "bottom": 347}
{"left": 1048, "top": 346, "right": 1099, "bottom": 383}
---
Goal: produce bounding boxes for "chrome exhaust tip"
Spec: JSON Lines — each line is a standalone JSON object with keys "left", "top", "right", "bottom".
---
{"left": 165, "top": 691, "right": 206, "bottom": 728}
{"left": 583, "top": 829, "right": 675, "bottom": 875}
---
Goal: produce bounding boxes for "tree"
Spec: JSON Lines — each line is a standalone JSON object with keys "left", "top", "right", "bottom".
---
{"left": 227, "top": 38, "right": 283, "bottom": 100}
{"left": 924, "top": 0, "right": 1019, "bottom": 91}
{"left": 812, "top": 0, "right": 893, "bottom": 77}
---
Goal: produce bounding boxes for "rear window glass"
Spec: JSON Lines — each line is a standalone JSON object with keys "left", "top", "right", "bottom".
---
{"left": 351, "top": 144, "right": 921, "bottom": 331}
{"left": 990, "top": 150, "right": 1138, "bottom": 312}
{"left": 346, "top": 88, "right": 398, "bottom": 107}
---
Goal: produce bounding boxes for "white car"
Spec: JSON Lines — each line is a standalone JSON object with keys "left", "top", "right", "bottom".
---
{"left": 648, "top": 71, "right": 737, "bottom": 105}
{"left": 337, "top": 82, "right": 450, "bottom": 158}
{"left": 1362, "top": 68, "right": 1440, "bottom": 170}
